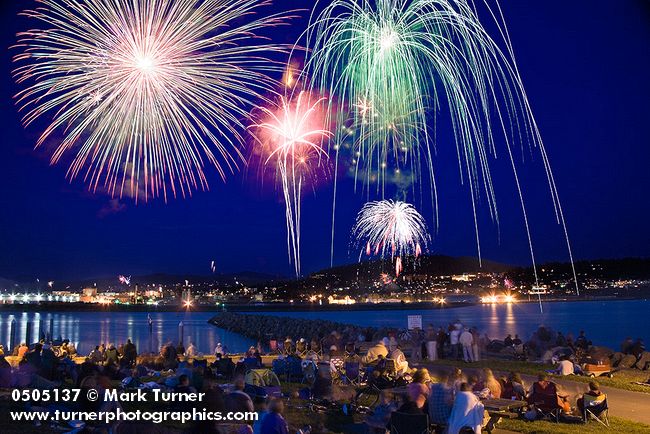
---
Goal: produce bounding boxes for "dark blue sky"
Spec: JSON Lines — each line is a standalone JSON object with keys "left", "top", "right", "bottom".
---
{"left": 1, "top": 0, "right": 649, "bottom": 281}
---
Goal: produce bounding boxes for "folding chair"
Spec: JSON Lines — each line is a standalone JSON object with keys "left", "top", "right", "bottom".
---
{"left": 309, "top": 341, "right": 323, "bottom": 358}
{"left": 296, "top": 341, "right": 308, "bottom": 357}
{"left": 384, "top": 359, "right": 398, "bottom": 379}
{"left": 286, "top": 357, "right": 303, "bottom": 382}
{"left": 329, "top": 355, "right": 346, "bottom": 384}
{"left": 528, "top": 382, "right": 561, "bottom": 422}
{"left": 389, "top": 411, "right": 431, "bottom": 434}
{"left": 272, "top": 358, "right": 287, "bottom": 380}
{"left": 583, "top": 397, "right": 609, "bottom": 427}
{"left": 243, "top": 357, "right": 261, "bottom": 371}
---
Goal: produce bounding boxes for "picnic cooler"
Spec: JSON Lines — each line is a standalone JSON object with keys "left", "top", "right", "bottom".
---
{"left": 582, "top": 361, "right": 613, "bottom": 377}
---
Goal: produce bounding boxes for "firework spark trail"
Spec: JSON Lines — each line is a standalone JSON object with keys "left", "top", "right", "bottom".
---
{"left": 352, "top": 199, "right": 429, "bottom": 276}
{"left": 13, "top": 0, "right": 291, "bottom": 202}
{"left": 250, "top": 91, "right": 332, "bottom": 277}
{"left": 299, "top": 0, "right": 578, "bottom": 295}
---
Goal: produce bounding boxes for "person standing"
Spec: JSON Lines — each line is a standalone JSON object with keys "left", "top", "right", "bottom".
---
{"left": 437, "top": 327, "right": 447, "bottom": 359}
{"left": 450, "top": 325, "right": 461, "bottom": 360}
{"left": 459, "top": 328, "right": 474, "bottom": 362}
{"left": 471, "top": 328, "right": 481, "bottom": 362}
{"left": 426, "top": 325, "right": 437, "bottom": 361}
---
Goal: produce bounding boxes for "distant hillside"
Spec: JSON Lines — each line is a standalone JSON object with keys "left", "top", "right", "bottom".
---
{"left": 509, "top": 257, "right": 650, "bottom": 282}
{"left": 313, "top": 255, "right": 511, "bottom": 279}
{"left": 45, "top": 271, "right": 285, "bottom": 291}
{"left": 266, "top": 255, "right": 512, "bottom": 294}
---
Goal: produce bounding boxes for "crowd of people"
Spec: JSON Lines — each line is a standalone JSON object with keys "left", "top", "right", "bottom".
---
{"left": 359, "top": 365, "right": 606, "bottom": 433}
{"left": 0, "top": 316, "right": 634, "bottom": 433}
{"left": 0, "top": 335, "right": 297, "bottom": 433}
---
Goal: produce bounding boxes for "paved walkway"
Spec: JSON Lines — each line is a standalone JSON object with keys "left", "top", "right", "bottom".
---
{"left": 420, "top": 362, "right": 650, "bottom": 425}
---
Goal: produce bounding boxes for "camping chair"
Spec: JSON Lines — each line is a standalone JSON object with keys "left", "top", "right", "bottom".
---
{"left": 243, "top": 357, "right": 261, "bottom": 371}
{"left": 305, "top": 350, "right": 321, "bottom": 362}
{"left": 389, "top": 411, "right": 431, "bottom": 434}
{"left": 384, "top": 359, "right": 398, "bottom": 378}
{"left": 272, "top": 358, "right": 287, "bottom": 379}
{"left": 345, "top": 342, "right": 357, "bottom": 358}
{"left": 583, "top": 396, "right": 609, "bottom": 427}
{"left": 286, "top": 357, "right": 304, "bottom": 382}
{"left": 342, "top": 361, "right": 362, "bottom": 386}
{"left": 329, "top": 355, "right": 346, "bottom": 384}
{"left": 317, "top": 360, "right": 336, "bottom": 382}
{"left": 301, "top": 359, "right": 318, "bottom": 385}
{"left": 528, "top": 382, "right": 562, "bottom": 422}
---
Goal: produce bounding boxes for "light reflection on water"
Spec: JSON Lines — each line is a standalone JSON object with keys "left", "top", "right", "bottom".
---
{"left": 0, "top": 300, "right": 646, "bottom": 354}
{"left": 247, "top": 299, "right": 649, "bottom": 349}
{"left": 0, "top": 311, "right": 254, "bottom": 355}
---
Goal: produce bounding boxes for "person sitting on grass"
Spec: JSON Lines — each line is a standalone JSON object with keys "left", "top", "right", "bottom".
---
{"left": 364, "top": 391, "right": 397, "bottom": 432}
{"left": 252, "top": 397, "right": 269, "bottom": 434}
{"left": 468, "top": 374, "right": 490, "bottom": 400}
{"left": 511, "top": 373, "right": 526, "bottom": 399}
{"left": 447, "top": 383, "right": 485, "bottom": 434}
{"left": 451, "top": 367, "right": 464, "bottom": 393}
{"left": 575, "top": 330, "right": 590, "bottom": 350}
{"left": 482, "top": 368, "right": 502, "bottom": 399}
{"left": 260, "top": 398, "right": 289, "bottom": 434}
{"left": 362, "top": 339, "right": 389, "bottom": 365}
{"left": 398, "top": 390, "right": 426, "bottom": 414}
{"left": 428, "top": 372, "right": 453, "bottom": 427}
{"left": 577, "top": 381, "right": 606, "bottom": 415}
{"left": 408, "top": 369, "right": 431, "bottom": 406}
{"left": 185, "top": 342, "right": 198, "bottom": 358}
{"left": 104, "top": 343, "right": 119, "bottom": 367}
{"left": 527, "top": 373, "right": 571, "bottom": 414}
{"left": 225, "top": 376, "right": 254, "bottom": 414}
{"left": 390, "top": 345, "right": 410, "bottom": 376}
{"left": 555, "top": 355, "right": 575, "bottom": 376}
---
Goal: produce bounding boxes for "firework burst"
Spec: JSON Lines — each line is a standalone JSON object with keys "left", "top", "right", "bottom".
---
{"left": 13, "top": 0, "right": 290, "bottom": 201}
{"left": 352, "top": 199, "right": 429, "bottom": 276}
{"left": 250, "top": 91, "right": 332, "bottom": 277}
{"left": 301, "top": 0, "right": 578, "bottom": 293}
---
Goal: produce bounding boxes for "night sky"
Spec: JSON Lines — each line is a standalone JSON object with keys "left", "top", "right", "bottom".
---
{"left": 1, "top": 0, "right": 649, "bottom": 281}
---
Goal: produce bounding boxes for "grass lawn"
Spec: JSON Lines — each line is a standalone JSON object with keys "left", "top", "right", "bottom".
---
{"left": 500, "top": 416, "right": 650, "bottom": 434}
{"left": 425, "top": 359, "right": 650, "bottom": 393}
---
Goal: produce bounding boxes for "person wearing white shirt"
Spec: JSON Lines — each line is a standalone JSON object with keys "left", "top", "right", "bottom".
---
{"left": 459, "top": 328, "right": 474, "bottom": 362}
{"left": 556, "top": 357, "right": 575, "bottom": 376}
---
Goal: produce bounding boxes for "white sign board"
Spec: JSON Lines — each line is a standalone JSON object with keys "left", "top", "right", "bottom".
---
{"left": 407, "top": 315, "right": 423, "bottom": 330}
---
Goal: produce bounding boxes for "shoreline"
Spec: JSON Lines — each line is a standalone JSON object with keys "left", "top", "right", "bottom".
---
{"left": 0, "top": 295, "right": 643, "bottom": 313}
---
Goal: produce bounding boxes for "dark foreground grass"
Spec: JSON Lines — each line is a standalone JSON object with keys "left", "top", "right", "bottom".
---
{"left": 499, "top": 416, "right": 650, "bottom": 434}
